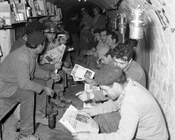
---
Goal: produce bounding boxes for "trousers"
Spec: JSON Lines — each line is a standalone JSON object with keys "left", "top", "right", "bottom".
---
{"left": 8, "top": 78, "right": 47, "bottom": 136}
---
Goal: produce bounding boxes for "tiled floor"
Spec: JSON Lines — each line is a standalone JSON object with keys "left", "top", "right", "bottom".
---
{"left": 3, "top": 84, "right": 84, "bottom": 140}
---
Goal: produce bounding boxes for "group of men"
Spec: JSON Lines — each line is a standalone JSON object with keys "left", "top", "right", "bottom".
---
{"left": 0, "top": 20, "right": 71, "bottom": 139}
{"left": 0, "top": 6, "right": 169, "bottom": 140}
{"left": 73, "top": 26, "right": 169, "bottom": 139}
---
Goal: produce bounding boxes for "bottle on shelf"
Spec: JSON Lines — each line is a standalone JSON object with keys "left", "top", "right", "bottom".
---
{"left": 26, "top": 0, "right": 32, "bottom": 17}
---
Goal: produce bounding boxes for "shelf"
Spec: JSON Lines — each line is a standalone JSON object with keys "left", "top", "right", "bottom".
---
{"left": 0, "top": 15, "right": 57, "bottom": 29}
{"left": 27, "top": 15, "right": 56, "bottom": 19}
{"left": 0, "top": 21, "right": 27, "bottom": 29}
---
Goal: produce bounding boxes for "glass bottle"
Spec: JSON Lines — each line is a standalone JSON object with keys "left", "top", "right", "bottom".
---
{"left": 26, "top": 0, "right": 32, "bottom": 17}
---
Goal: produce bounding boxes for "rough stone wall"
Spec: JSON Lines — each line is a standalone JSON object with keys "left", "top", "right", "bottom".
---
{"left": 122, "top": 0, "right": 175, "bottom": 139}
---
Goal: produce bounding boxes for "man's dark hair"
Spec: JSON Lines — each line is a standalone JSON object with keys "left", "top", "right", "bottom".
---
{"left": 110, "top": 43, "right": 134, "bottom": 62}
{"left": 26, "top": 21, "right": 44, "bottom": 35}
{"left": 107, "top": 30, "right": 118, "bottom": 43}
{"left": 100, "top": 28, "right": 111, "bottom": 36}
{"left": 117, "top": 43, "right": 134, "bottom": 61}
{"left": 94, "top": 28, "right": 101, "bottom": 34}
{"left": 125, "top": 39, "right": 138, "bottom": 48}
{"left": 26, "top": 42, "right": 37, "bottom": 49}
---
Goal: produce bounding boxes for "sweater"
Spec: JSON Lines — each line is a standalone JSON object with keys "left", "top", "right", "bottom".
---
{"left": 86, "top": 79, "right": 168, "bottom": 140}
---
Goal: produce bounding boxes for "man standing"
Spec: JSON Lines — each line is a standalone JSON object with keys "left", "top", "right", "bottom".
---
{"left": 0, "top": 32, "right": 60, "bottom": 139}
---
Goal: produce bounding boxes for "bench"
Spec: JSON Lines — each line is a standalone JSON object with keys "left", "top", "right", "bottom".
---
{"left": 0, "top": 99, "right": 19, "bottom": 140}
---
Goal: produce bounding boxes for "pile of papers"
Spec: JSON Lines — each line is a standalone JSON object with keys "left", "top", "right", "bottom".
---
{"left": 71, "top": 64, "right": 95, "bottom": 81}
{"left": 59, "top": 105, "right": 99, "bottom": 133}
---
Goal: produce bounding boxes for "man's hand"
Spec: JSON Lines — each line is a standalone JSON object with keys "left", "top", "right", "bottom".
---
{"left": 43, "top": 87, "right": 54, "bottom": 97}
{"left": 76, "top": 91, "right": 94, "bottom": 102}
{"left": 85, "top": 78, "right": 97, "bottom": 86}
{"left": 54, "top": 62, "right": 62, "bottom": 70}
{"left": 72, "top": 132, "right": 89, "bottom": 140}
{"left": 49, "top": 72, "right": 61, "bottom": 82}
{"left": 62, "top": 67, "right": 72, "bottom": 75}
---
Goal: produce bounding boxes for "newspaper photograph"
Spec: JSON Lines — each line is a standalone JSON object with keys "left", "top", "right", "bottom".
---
{"left": 71, "top": 64, "right": 95, "bottom": 81}
{"left": 59, "top": 105, "right": 99, "bottom": 133}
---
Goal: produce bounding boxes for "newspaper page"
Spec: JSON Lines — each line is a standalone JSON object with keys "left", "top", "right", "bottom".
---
{"left": 83, "top": 83, "right": 101, "bottom": 108}
{"left": 43, "top": 44, "right": 66, "bottom": 64}
{"left": 59, "top": 105, "right": 99, "bottom": 133}
{"left": 71, "top": 64, "right": 95, "bottom": 81}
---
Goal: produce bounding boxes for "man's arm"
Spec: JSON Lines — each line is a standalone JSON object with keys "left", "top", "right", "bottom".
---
{"left": 34, "top": 63, "right": 50, "bottom": 80}
{"left": 83, "top": 99, "right": 120, "bottom": 116}
{"left": 12, "top": 54, "right": 44, "bottom": 93}
{"left": 87, "top": 104, "right": 139, "bottom": 140}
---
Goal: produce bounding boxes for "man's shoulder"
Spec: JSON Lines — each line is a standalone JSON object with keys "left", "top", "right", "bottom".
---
{"left": 10, "top": 46, "right": 29, "bottom": 63}
{"left": 11, "top": 37, "right": 25, "bottom": 52}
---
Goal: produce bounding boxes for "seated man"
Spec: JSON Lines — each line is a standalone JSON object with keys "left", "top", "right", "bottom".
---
{"left": 0, "top": 32, "right": 60, "bottom": 140}
{"left": 73, "top": 71, "right": 169, "bottom": 140}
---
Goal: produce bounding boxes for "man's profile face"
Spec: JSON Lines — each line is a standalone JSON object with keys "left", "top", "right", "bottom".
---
{"left": 94, "top": 33, "right": 100, "bottom": 42}
{"left": 101, "top": 55, "right": 113, "bottom": 65}
{"left": 100, "top": 31, "right": 107, "bottom": 43}
{"left": 59, "top": 36, "right": 68, "bottom": 45}
{"left": 100, "top": 82, "right": 122, "bottom": 100}
{"left": 45, "top": 32, "right": 56, "bottom": 42}
{"left": 36, "top": 43, "right": 45, "bottom": 54}
{"left": 113, "top": 57, "right": 129, "bottom": 70}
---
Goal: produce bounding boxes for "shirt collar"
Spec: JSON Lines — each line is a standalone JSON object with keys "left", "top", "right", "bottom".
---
{"left": 123, "top": 59, "right": 133, "bottom": 72}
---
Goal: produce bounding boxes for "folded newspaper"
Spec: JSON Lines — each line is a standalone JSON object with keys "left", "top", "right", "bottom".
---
{"left": 59, "top": 105, "right": 99, "bottom": 133}
{"left": 42, "top": 44, "right": 66, "bottom": 64}
{"left": 83, "top": 83, "right": 101, "bottom": 108}
{"left": 71, "top": 64, "right": 95, "bottom": 81}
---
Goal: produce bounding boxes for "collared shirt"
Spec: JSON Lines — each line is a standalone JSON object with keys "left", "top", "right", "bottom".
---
{"left": 0, "top": 45, "right": 49, "bottom": 98}
{"left": 87, "top": 79, "right": 168, "bottom": 140}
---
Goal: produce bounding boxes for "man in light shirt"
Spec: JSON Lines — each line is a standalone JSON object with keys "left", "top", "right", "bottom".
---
{"left": 73, "top": 71, "right": 169, "bottom": 140}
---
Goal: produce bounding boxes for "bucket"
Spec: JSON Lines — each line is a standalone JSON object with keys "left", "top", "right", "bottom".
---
{"left": 129, "top": 21, "right": 144, "bottom": 39}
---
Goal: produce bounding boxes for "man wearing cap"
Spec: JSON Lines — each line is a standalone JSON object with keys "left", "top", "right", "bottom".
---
{"left": 0, "top": 32, "right": 60, "bottom": 139}
{"left": 73, "top": 73, "right": 168, "bottom": 140}
{"left": 11, "top": 20, "right": 44, "bottom": 52}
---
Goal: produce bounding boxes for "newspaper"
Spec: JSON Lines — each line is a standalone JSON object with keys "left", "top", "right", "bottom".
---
{"left": 71, "top": 64, "right": 95, "bottom": 81}
{"left": 42, "top": 44, "right": 66, "bottom": 64}
{"left": 83, "top": 83, "right": 101, "bottom": 108}
{"left": 59, "top": 105, "right": 99, "bottom": 133}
